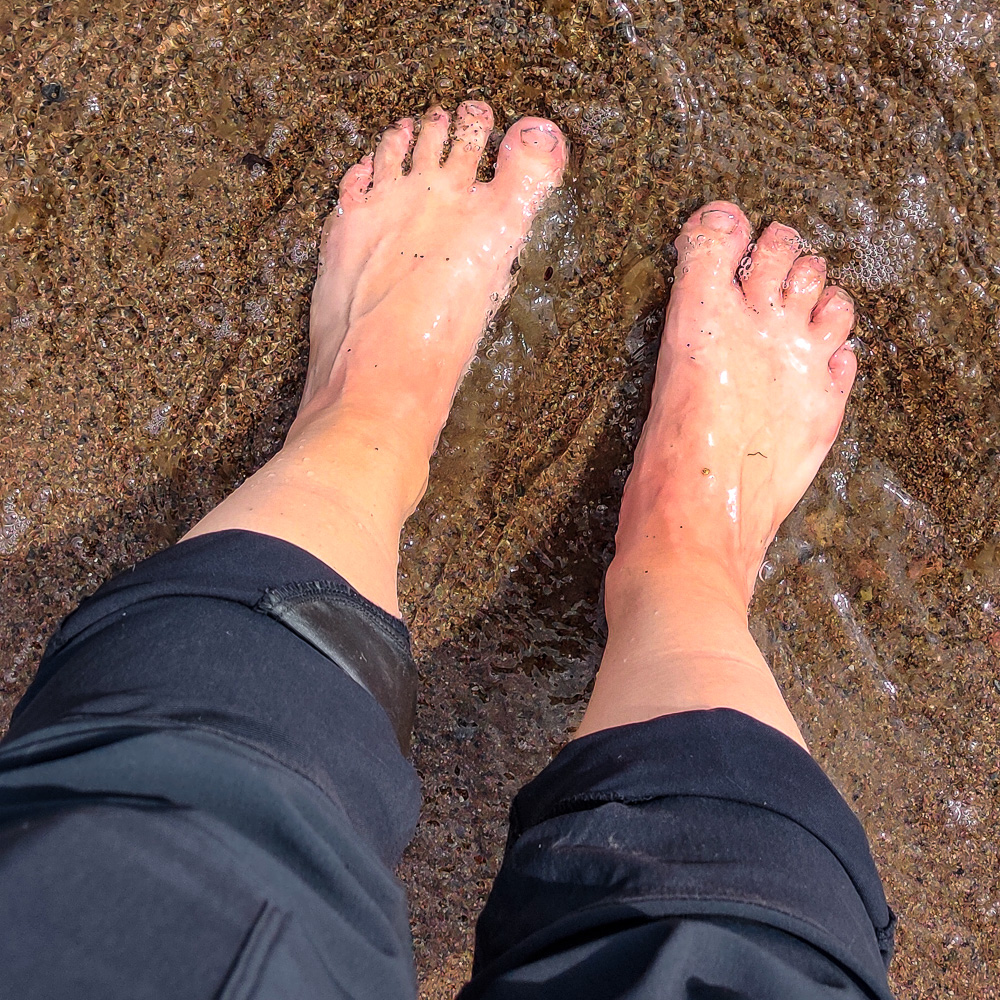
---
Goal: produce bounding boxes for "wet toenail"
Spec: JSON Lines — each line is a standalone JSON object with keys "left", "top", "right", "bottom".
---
{"left": 771, "top": 224, "right": 799, "bottom": 242}
{"left": 798, "top": 255, "right": 826, "bottom": 276}
{"left": 520, "top": 125, "right": 559, "bottom": 152}
{"left": 832, "top": 287, "right": 854, "bottom": 304}
{"left": 701, "top": 209, "right": 738, "bottom": 233}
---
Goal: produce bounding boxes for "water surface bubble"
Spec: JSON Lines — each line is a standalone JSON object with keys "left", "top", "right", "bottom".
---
{"left": 144, "top": 404, "right": 171, "bottom": 436}
{"left": 0, "top": 492, "right": 29, "bottom": 555}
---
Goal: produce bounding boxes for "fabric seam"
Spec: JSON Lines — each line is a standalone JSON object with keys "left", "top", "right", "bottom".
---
{"left": 256, "top": 582, "right": 412, "bottom": 655}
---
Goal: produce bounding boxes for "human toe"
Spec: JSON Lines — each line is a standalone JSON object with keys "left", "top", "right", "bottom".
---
{"left": 810, "top": 285, "right": 855, "bottom": 351}
{"left": 412, "top": 106, "right": 451, "bottom": 172}
{"left": 445, "top": 100, "right": 494, "bottom": 181}
{"left": 373, "top": 119, "right": 414, "bottom": 183}
{"left": 783, "top": 254, "right": 828, "bottom": 312}
{"left": 742, "top": 222, "right": 803, "bottom": 310}
{"left": 673, "top": 201, "right": 752, "bottom": 288}
{"left": 492, "top": 117, "right": 567, "bottom": 212}
{"left": 828, "top": 344, "right": 858, "bottom": 395}
{"left": 338, "top": 154, "right": 374, "bottom": 205}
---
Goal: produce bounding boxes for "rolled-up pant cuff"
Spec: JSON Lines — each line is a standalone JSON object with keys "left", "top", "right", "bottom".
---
{"left": 467, "top": 709, "right": 896, "bottom": 999}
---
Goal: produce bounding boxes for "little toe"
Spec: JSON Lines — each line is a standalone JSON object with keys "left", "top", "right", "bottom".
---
{"left": 491, "top": 117, "right": 568, "bottom": 217}
{"left": 811, "top": 285, "right": 856, "bottom": 352}
{"left": 338, "top": 154, "right": 374, "bottom": 205}
{"left": 829, "top": 344, "right": 858, "bottom": 396}
{"left": 742, "top": 222, "right": 803, "bottom": 311}
{"left": 444, "top": 100, "right": 494, "bottom": 182}
{"left": 373, "top": 119, "right": 414, "bottom": 183}
{"left": 412, "top": 106, "right": 451, "bottom": 172}
{"left": 673, "top": 201, "right": 752, "bottom": 292}
{"left": 784, "top": 255, "right": 828, "bottom": 313}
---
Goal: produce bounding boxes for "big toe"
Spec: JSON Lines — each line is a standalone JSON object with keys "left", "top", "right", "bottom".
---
{"left": 673, "top": 201, "right": 752, "bottom": 292}
{"left": 491, "top": 117, "right": 567, "bottom": 217}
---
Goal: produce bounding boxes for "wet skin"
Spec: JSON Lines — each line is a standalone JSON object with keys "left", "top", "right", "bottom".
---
{"left": 301, "top": 101, "right": 567, "bottom": 446}
{"left": 184, "top": 104, "right": 856, "bottom": 748}
{"left": 614, "top": 204, "right": 857, "bottom": 608}
{"left": 580, "top": 203, "right": 856, "bottom": 746}
{"left": 183, "top": 102, "right": 569, "bottom": 615}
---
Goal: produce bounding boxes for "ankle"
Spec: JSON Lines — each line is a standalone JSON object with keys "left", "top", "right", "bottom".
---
{"left": 582, "top": 553, "right": 805, "bottom": 748}
{"left": 604, "top": 564, "right": 755, "bottom": 676}
{"left": 297, "top": 370, "right": 446, "bottom": 455}
{"left": 605, "top": 541, "right": 753, "bottom": 624}
{"left": 283, "top": 402, "right": 433, "bottom": 524}
{"left": 614, "top": 475, "right": 766, "bottom": 607}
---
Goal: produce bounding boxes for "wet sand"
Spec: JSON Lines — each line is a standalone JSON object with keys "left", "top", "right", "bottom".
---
{"left": 2, "top": 1, "right": 999, "bottom": 995}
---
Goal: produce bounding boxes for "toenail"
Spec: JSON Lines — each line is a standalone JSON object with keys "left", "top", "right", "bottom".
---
{"left": 771, "top": 223, "right": 799, "bottom": 241}
{"left": 520, "top": 125, "right": 559, "bottom": 152}
{"left": 701, "top": 209, "right": 738, "bottom": 233}
{"left": 832, "top": 287, "right": 854, "bottom": 304}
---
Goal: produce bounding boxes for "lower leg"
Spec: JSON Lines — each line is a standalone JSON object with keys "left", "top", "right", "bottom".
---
{"left": 578, "top": 203, "right": 858, "bottom": 748}
{"left": 183, "top": 104, "right": 567, "bottom": 616}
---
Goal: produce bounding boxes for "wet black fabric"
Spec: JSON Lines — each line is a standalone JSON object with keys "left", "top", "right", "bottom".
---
{"left": 2, "top": 531, "right": 422, "bottom": 1000}
{"left": 462, "top": 710, "right": 896, "bottom": 1000}
{"left": 0, "top": 529, "right": 895, "bottom": 999}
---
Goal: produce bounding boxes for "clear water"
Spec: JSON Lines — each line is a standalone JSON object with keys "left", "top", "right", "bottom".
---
{"left": 2, "top": 1, "right": 999, "bottom": 993}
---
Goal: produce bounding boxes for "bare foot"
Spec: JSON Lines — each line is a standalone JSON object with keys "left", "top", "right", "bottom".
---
{"left": 614, "top": 200, "right": 857, "bottom": 606}
{"left": 183, "top": 102, "right": 567, "bottom": 615}
{"left": 579, "top": 201, "right": 856, "bottom": 744}
{"left": 299, "top": 101, "right": 568, "bottom": 460}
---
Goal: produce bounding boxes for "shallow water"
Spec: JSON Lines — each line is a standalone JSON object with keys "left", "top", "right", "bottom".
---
{"left": 2, "top": 0, "right": 999, "bottom": 994}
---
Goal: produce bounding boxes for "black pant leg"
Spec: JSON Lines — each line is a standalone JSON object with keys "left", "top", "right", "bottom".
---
{"left": 0, "top": 530, "right": 421, "bottom": 1000}
{"left": 463, "top": 709, "right": 896, "bottom": 1000}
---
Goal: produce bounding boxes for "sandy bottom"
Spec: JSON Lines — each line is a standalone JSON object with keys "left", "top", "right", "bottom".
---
{"left": 2, "top": 1, "right": 999, "bottom": 994}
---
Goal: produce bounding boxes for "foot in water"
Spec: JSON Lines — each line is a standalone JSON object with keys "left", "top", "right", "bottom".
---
{"left": 613, "top": 200, "right": 857, "bottom": 606}
{"left": 183, "top": 102, "right": 568, "bottom": 614}
{"left": 580, "top": 201, "right": 856, "bottom": 743}
{"left": 299, "top": 100, "right": 568, "bottom": 457}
